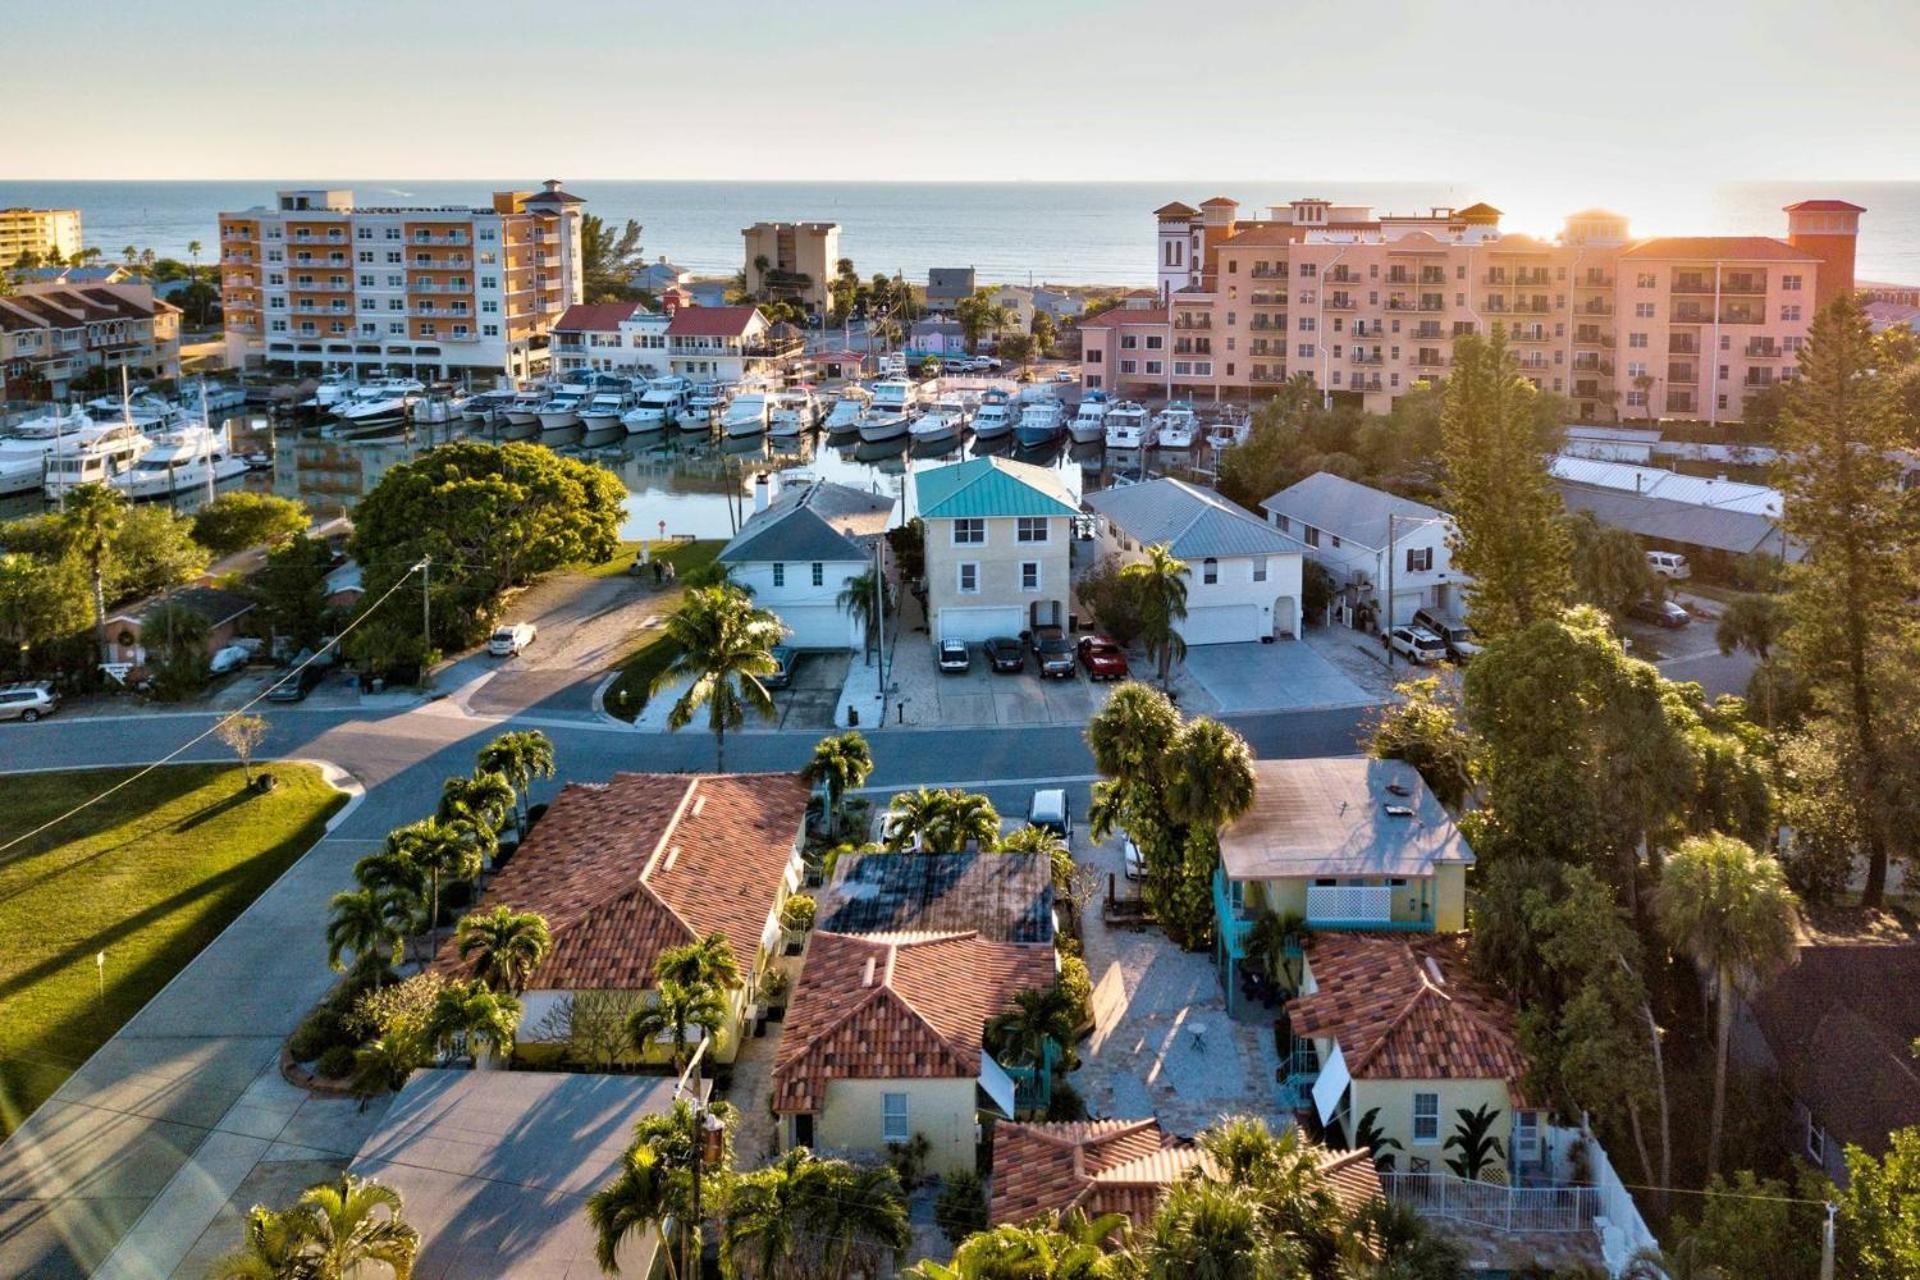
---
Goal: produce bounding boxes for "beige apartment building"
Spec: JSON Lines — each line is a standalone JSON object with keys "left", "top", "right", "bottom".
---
{"left": 0, "top": 282, "right": 180, "bottom": 400}
{"left": 0, "top": 207, "right": 83, "bottom": 266}
{"left": 218, "top": 181, "right": 586, "bottom": 381}
{"left": 742, "top": 221, "right": 841, "bottom": 314}
{"left": 1081, "top": 195, "right": 1863, "bottom": 425}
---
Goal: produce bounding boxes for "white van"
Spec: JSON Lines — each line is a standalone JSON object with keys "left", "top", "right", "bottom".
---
{"left": 488, "top": 622, "right": 537, "bottom": 656}
{"left": 1646, "top": 550, "right": 1692, "bottom": 581}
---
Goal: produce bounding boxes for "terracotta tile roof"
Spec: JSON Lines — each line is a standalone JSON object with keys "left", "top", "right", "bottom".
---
{"left": 1782, "top": 199, "right": 1865, "bottom": 213}
{"left": 1621, "top": 236, "right": 1819, "bottom": 262}
{"left": 1220, "top": 224, "right": 1297, "bottom": 249}
{"left": 552, "top": 301, "right": 643, "bottom": 332}
{"left": 1154, "top": 202, "right": 1199, "bottom": 219}
{"left": 434, "top": 773, "right": 807, "bottom": 990}
{"left": 667, "top": 305, "right": 763, "bottom": 337}
{"left": 1199, "top": 196, "right": 1239, "bottom": 208}
{"left": 772, "top": 932, "right": 1055, "bottom": 1113}
{"left": 1288, "top": 934, "right": 1530, "bottom": 1099}
{"left": 990, "top": 1120, "right": 1382, "bottom": 1229}
{"left": 1077, "top": 307, "right": 1168, "bottom": 329}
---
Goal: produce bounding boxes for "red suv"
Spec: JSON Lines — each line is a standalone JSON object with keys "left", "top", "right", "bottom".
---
{"left": 1077, "top": 635, "right": 1130, "bottom": 681}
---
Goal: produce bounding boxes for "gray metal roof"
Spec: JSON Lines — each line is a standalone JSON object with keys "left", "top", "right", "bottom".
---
{"left": 718, "top": 479, "right": 894, "bottom": 564}
{"left": 1557, "top": 483, "right": 1803, "bottom": 561}
{"left": 1083, "top": 477, "right": 1308, "bottom": 559}
{"left": 1260, "top": 472, "right": 1452, "bottom": 550}
{"left": 817, "top": 851, "right": 1054, "bottom": 944}
{"left": 1219, "top": 757, "right": 1474, "bottom": 882}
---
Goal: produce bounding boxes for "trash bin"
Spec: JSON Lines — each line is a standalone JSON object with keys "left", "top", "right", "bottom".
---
{"left": 847, "top": 705, "right": 859, "bottom": 727}
{"left": 370, "top": 677, "right": 385, "bottom": 694}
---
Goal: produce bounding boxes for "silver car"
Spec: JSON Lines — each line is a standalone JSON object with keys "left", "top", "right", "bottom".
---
{"left": 0, "top": 681, "right": 59, "bottom": 722}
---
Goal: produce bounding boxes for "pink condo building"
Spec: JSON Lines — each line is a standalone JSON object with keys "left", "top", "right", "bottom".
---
{"left": 1080, "top": 195, "right": 1864, "bottom": 425}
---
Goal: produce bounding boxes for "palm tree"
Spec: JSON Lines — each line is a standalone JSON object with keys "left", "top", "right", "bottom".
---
{"left": 187, "top": 239, "right": 203, "bottom": 283}
{"left": 908, "top": 1211, "right": 1131, "bottom": 1279}
{"left": 587, "top": 1140, "right": 685, "bottom": 1279}
{"left": 1084, "top": 681, "right": 1183, "bottom": 790}
{"left": 353, "top": 846, "right": 428, "bottom": 931}
{"left": 653, "top": 585, "right": 786, "bottom": 771}
{"left": 454, "top": 906, "right": 552, "bottom": 994}
{"left": 206, "top": 1204, "right": 316, "bottom": 1280}
{"left": 289, "top": 1172, "right": 421, "bottom": 1280}
{"left": 438, "top": 770, "right": 516, "bottom": 840}
{"left": 628, "top": 979, "right": 728, "bottom": 1077}
{"left": 836, "top": 568, "right": 892, "bottom": 665}
{"left": 325, "top": 886, "right": 409, "bottom": 977}
{"left": 722, "top": 1148, "right": 909, "bottom": 1280}
{"left": 885, "top": 787, "right": 1001, "bottom": 851}
{"left": 476, "top": 729, "right": 556, "bottom": 826}
{"left": 812, "top": 1160, "right": 912, "bottom": 1279}
{"left": 1122, "top": 544, "right": 1190, "bottom": 689}
{"left": 425, "top": 979, "right": 522, "bottom": 1067}
{"left": 389, "top": 817, "right": 484, "bottom": 954}
{"left": 1166, "top": 718, "right": 1257, "bottom": 837}
{"left": 121, "top": 244, "right": 137, "bottom": 268}
{"left": 1716, "top": 593, "right": 1787, "bottom": 725}
{"left": 1655, "top": 832, "right": 1799, "bottom": 1180}
{"left": 1142, "top": 1177, "right": 1300, "bottom": 1280}
{"left": 801, "top": 731, "right": 873, "bottom": 838}
{"left": 60, "top": 482, "right": 125, "bottom": 663}
{"left": 989, "top": 985, "right": 1078, "bottom": 1070}
{"left": 653, "top": 932, "right": 742, "bottom": 993}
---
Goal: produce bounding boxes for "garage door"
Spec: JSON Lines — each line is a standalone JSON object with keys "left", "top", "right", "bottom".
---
{"left": 937, "top": 605, "right": 1025, "bottom": 643}
{"left": 774, "top": 604, "right": 853, "bottom": 650}
{"left": 1179, "top": 603, "right": 1262, "bottom": 646}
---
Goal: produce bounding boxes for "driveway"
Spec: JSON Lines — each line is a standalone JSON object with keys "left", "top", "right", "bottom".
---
{"left": 1179, "top": 640, "right": 1372, "bottom": 713}
{"left": 854, "top": 637, "right": 1116, "bottom": 729}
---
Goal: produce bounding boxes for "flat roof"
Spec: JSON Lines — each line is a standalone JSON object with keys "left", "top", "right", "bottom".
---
{"left": 1218, "top": 757, "right": 1473, "bottom": 881}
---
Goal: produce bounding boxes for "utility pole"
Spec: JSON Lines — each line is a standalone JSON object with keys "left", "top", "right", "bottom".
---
{"left": 416, "top": 557, "right": 432, "bottom": 654}
{"left": 1384, "top": 513, "right": 1397, "bottom": 671}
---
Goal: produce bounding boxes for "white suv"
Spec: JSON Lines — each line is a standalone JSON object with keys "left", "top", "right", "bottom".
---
{"left": 0, "top": 681, "right": 59, "bottom": 722}
{"left": 1646, "top": 550, "right": 1691, "bottom": 580}
{"left": 1388, "top": 626, "right": 1449, "bottom": 665}
{"left": 488, "top": 622, "right": 537, "bottom": 656}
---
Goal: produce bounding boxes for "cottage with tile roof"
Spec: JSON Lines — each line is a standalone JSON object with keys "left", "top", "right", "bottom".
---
{"left": 989, "top": 1118, "right": 1382, "bottom": 1230}
{"left": 773, "top": 930, "right": 1057, "bottom": 1174}
{"left": 1283, "top": 932, "right": 1543, "bottom": 1179}
{"left": 913, "top": 455, "right": 1080, "bottom": 645}
{"left": 435, "top": 771, "right": 810, "bottom": 1066}
{"left": 817, "top": 851, "right": 1054, "bottom": 944}
{"left": 717, "top": 475, "right": 895, "bottom": 651}
{"left": 1259, "top": 471, "right": 1465, "bottom": 629}
{"left": 1083, "top": 477, "right": 1307, "bottom": 644}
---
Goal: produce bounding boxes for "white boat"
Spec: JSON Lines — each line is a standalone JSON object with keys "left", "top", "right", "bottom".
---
{"left": 579, "top": 382, "right": 640, "bottom": 447}
{"left": 462, "top": 387, "right": 520, "bottom": 422}
{"left": 1205, "top": 414, "right": 1251, "bottom": 451}
{"left": 1103, "top": 401, "right": 1151, "bottom": 449}
{"left": 43, "top": 423, "right": 153, "bottom": 499}
{"left": 412, "top": 393, "right": 467, "bottom": 427}
{"left": 686, "top": 381, "right": 726, "bottom": 423}
{"left": 823, "top": 386, "right": 871, "bottom": 433}
{"left": 536, "top": 382, "right": 591, "bottom": 441}
{"left": 114, "top": 423, "right": 248, "bottom": 502}
{"left": 1015, "top": 398, "right": 1065, "bottom": 448}
{"left": 0, "top": 410, "right": 109, "bottom": 496}
{"left": 502, "top": 388, "right": 548, "bottom": 436}
{"left": 332, "top": 379, "right": 423, "bottom": 438}
{"left": 909, "top": 407, "right": 961, "bottom": 446}
{"left": 1152, "top": 400, "right": 1199, "bottom": 450}
{"left": 858, "top": 412, "right": 911, "bottom": 443}
{"left": 1069, "top": 394, "right": 1109, "bottom": 444}
{"left": 722, "top": 390, "right": 772, "bottom": 438}
{"left": 870, "top": 378, "right": 918, "bottom": 418}
{"left": 769, "top": 389, "right": 818, "bottom": 438}
{"left": 199, "top": 382, "right": 249, "bottom": 414}
{"left": 932, "top": 391, "right": 975, "bottom": 430}
{"left": 83, "top": 392, "right": 179, "bottom": 430}
{"left": 972, "top": 390, "right": 1015, "bottom": 439}
{"left": 625, "top": 377, "right": 691, "bottom": 435}
{"left": 301, "top": 372, "right": 357, "bottom": 410}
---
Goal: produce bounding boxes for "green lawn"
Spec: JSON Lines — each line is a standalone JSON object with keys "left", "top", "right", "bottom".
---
{"left": 601, "top": 540, "right": 724, "bottom": 721}
{"left": 568, "top": 537, "right": 722, "bottom": 581}
{"left": 0, "top": 764, "right": 345, "bottom": 1137}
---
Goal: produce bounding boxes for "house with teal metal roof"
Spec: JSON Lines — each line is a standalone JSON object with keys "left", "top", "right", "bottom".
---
{"left": 913, "top": 456, "right": 1080, "bottom": 644}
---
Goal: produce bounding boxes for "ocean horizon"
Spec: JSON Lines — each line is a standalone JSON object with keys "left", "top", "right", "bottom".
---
{"left": 5, "top": 179, "right": 1920, "bottom": 288}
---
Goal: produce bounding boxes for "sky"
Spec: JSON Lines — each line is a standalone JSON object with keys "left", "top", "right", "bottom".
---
{"left": 7, "top": 0, "right": 1918, "bottom": 189}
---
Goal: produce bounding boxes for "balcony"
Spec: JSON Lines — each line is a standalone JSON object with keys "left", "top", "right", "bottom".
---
{"left": 1571, "top": 358, "right": 1612, "bottom": 374}
{"left": 1173, "top": 316, "right": 1212, "bottom": 331}
{"left": 1667, "top": 394, "right": 1697, "bottom": 413}
{"left": 1669, "top": 338, "right": 1700, "bottom": 354}
{"left": 1386, "top": 271, "right": 1415, "bottom": 286}
{"left": 410, "top": 233, "right": 470, "bottom": 246}
{"left": 1249, "top": 318, "right": 1280, "bottom": 331}
{"left": 1249, "top": 292, "right": 1286, "bottom": 308}
{"left": 1327, "top": 269, "right": 1360, "bottom": 285}
{"left": 1746, "top": 341, "right": 1782, "bottom": 358}
{"left": 1411, "top": 354, "right": 1450, "bottom": 369}
{"left": 1574, "top": 330, "right": 1612, "bottom": 347}
{"left": 220, "top": 254, "right": 256, "bottom": 267}
{"left": 1509, "top": 329, "right": 1551, "bottom": 343}
{"left": 1174, "top": 341, "right": 1211, "bottom": 356}
{"left": 411, "top": 256, "right": 473, "bottom": 271}
{"left": 1668, "top": 365, "right": 1697, "bottom": 384}
{"left": 1349, "top": 352, "right": 1383, "bottom": 366}
{"left": 1249, "top": 368, "right": 1290, "bottom": 383}
{"left": 1349, "top": 376, "right": 1385, "bottom": 394}
{"left": 1577, "top": 273, "right": 1614, "bottom": 289}
{"left": 1420, "top": 271, "right": 1448, "bottom": 286}
{"left": 1672, "top": 277, "right": 1767, "bottom": 296}
{"left": 1325, "top": 296, "right": 1357, "bottom": 311}
{"left": 408, "top": 282, "right": 471, "bottom": 294}
{"left": 1511, "top": 272, "right": 1552, "bottom": 288}
{"left": 1577, "top": 301, "right": 1614, "bottom": 316}
{"left": 1250, "top": 263, "right": 1282, "bottom": 278}
{"left": 1386, "top": 298, "right": 1444, "bottom": 313}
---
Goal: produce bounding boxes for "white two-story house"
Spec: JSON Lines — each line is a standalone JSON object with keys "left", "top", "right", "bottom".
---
{"left": 1083, "top": 477, "right": 1306, "bottom": 643}
{"left": 1259, "top": 472, "right": 1464, "bottom": 630}
{"left": 915, "top": 456, "right": 1079, "bottom": 643}
{"left": 717, "top": 476, "right": 896, "bottom": 651}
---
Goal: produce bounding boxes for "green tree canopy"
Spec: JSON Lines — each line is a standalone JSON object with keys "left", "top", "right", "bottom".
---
{"left": 191, "top": 491, "right": 308, "bottom": 558}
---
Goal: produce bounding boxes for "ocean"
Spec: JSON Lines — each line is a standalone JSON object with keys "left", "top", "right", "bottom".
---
{"left": 5, "top": 180, "right": 1920, "bottom": 287}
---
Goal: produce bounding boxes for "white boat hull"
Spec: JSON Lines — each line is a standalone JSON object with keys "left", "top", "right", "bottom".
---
{"left": 909, "top": 419, "right": 958, "bottom": 446}
{"left": 858, "top": 414, "right": 910, "bottom": 443}
{"left": 578, "top": 420, "right": 626, "bottom": 448}
{"left": 624, "top": 411, "right": 669, "bottom": 436}
{"left": 1068, "top": 421, "right": 1106, "bottom": 444}
{"left": 723, "top": 418, "right": 767, "bottom": 438}
{"left": 972, "top": 417, "right": 1013, "bottom": 439}
{"left": 541, "top": 421, "right": 584, "bottom": 447}
{"left": 537, "top": 409, "right": 580, "bottom": 431}
{"left": 504, "top": 409, "right": 543, "bottom": 427}
{"left": 119, "top": 457, "right": 251, "bottom": 501}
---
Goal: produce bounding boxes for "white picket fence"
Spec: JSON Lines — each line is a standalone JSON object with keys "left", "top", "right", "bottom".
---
{"left": 1381, "top": 1171, "right": 1601, "bottom": 1234}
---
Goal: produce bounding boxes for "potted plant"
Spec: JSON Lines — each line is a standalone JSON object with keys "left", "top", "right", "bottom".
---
{"left": 779, "top": 893, "right": 816, "bottom": 955}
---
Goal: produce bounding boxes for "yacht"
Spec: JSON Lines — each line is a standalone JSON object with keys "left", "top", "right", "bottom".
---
{"left": 1103, "top": 401, "right": 1151, "bottom": 449}
{"left": 199, "top": 382, "right": 249, "bottom": 414}
{"left": 686, "top": 381, "right": 726, "bottom": 425}
{"left": 83, "top": 392, "right": 179, "bottom": 431}
{"left": 1205, "top": 412, "right": 1251, "bottom": 451}
{"left": 579, "top": 380, "right": 640, "bottom": 447}
{"left": 1014, "top": 398, "right": 1065, "bottom": 448}
{"left": 301, "top": 372, "right": 357, "bottom": 411}
{"left": 536, "top": 381, "right": 592, "bottom": 442}
{"left": 1068, "top": 393, "right": 1109, "bottom": 444}
{"left": 332, "top": 379, "right": 423, "bottom": 438}
{"left": 769, "top": 388, "right": 819, "bottom": 439}
{"left": 462, "top": 387, "right": 519, "bottom": 423}
{"left": 822, "top": 385, "right": 871, "bottom": 434}
{"left": 971, "top": 389, "right": 1015, "bottom": 440}
{"left": 908, "top": 403, "right": 963, "bottom": 447}
{"left": 870, "top": 378, "right": 918, "bottom": 418}
{"left": 411, "top": 392, "right": 468, "bottom": 428}
{"left": 500, "top": 388, "right": 549, "bottom": 438}
{"left": 721, "top": 389, "right": 773, "bottom": 438}
{"left": 932, "top": 390, "right": 975, "bottom": 430}
{"left": 1152, "top": 400, "right": 1199, "bottom": 450}
{"left": 43, "top": 424, "right": 153, "bottom": 499}
{"left": 625, "top": 377, "right": 692, "bottom": 435}
{"left": 114, "top": 423, "right": 248, "bottom": 502}
{"left": 857, "top": 411, "right": 911, "bottom": 444}
{"left": 0, "top": 410, "right": 108, "bottom": 496}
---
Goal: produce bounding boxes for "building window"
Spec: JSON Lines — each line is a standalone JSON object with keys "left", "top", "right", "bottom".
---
{"left": 772, "top": 564, "right": 785, "bottom": 588}
{"left": 1144, "top": 336, "right": 1163, "bottom": 350}
{"left": 1297, "top": 343, "right": 1315, "bottom": 359}
{"left": 1145, "top": 361, "right": 1162, "bottom": 374}
{"left": 1304, "top": 526, "right": 1321, "bottom": 548}
{"left": 883, "top": 1092, "right": 910, "bottom": 1144}
{"left": 1636, "top": 272, "right": 1656, "bottom": 289}
{"left": 1252, "top": 557, "right": 1267, "bottom": 582}
{"left": 1016, "top": 517, "right": 1050, "bottom": 543}
{"left": 1635, "top": 302, "right": 1655, "bottom": 319}
{"left": 1273, "top": 514, "right": 1290, "bottom": 533}
{"left": 1628, "top": 332, "right": 1648, "bottom": 348}
{"left": 1121, "top": 335, "right": 1138, "bottom": 350}
{"left": 1413, "top": 1093, "right": 1440, "bottom": 1144}
{"left": 811, "top": 562, "right": 824, "bottom": 587}
{"left": 1120, "top": 359, "right": 1137, "bottom": 374}
{"left": 1406, "top": 546, "right": 1433, "bottom": 573}
{"left": 1202, "top": 558, "right": 1218, "bottom": 585}
{"left": 1782, "top": 274, "right": 1802, "bottom": 291}
{"left": 1021, "top": 561, "right": 1040, "bottom": 592}
{"left": 1807, "top": 1115, "right": 1827, "bottom": 1165}
{"left": 952, "top": 518, "right": 985, "bottom": 546}
{"left": 958, "top": 562, "right": 979, "bottom": 594}
{"left": 1782, "top": 304, "right": 1802, "bottom": 322}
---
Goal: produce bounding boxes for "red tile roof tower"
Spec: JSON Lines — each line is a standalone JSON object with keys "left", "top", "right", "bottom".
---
{"left": 1784, "top": 199, "right": 1866, "bottom": 313}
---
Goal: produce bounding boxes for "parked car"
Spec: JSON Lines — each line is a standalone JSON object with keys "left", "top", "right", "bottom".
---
{"left": 1077, "top": 635, "right": 1129, "bottom": 681}
{"left": 208, "top": 644, "right": 253, "bottom": 676}
{"left": 1054, "top": 369, "right": 1076, "bottom": 383}
{"left": 942, "top": 357, "right": 970, "bottom": 373}
{"left": 966, "top": 355, "right": 1001, "bottom": 372}
{"left": 265, "top": 663, "right": 324, "bottom": 703}
{"left": 1412, "top": 609, "right": 1482, "bottom": 662}
{"left": 1123, "top": 834, "right": 1144, "bottom": 882}
{"left": 937, "top": 638, "right": 971, "bottom": 674}
{"left": 0, "top": 680, "right": 59, "bottom": 722}
{"left": 488, "top": 622, "right": 537, "bottom": 656}
{"left": 1388, "top": 625, "right": 1449, "bottom": 665}
{"left": 1646, "top": 550, "right": 1692, "bottom": 580}
{"left": 763, "top": 644, "right": 798, "bottom": 689}
{"left": 1029, "top": 788, "right": 1072, "bottom": 838}
{"left": 1627, "top": 596, "right": 1691, "bottom": 629}
{"left": 1030, "top": 625, "right": 1077, "bottom": 679}
{"left": 983, "top": 635, "right": 1026, "bottom": 673}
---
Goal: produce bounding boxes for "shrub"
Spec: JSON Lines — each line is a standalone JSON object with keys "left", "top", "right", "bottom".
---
{"left": 934, "top": 1170, "right": 988, "bottom": 1243}
{"left": 314, "top": 1045, "right": 358, "bottom": 1079}
{"left": 1045, "top": 1080, "right": 1088, "bottom": 1122}
{"left": 887, "top": 1132, "right": 933, "bottom": 1187}
{"left": 1059, "top": 954, "right": 1093, "bottom": 1035}
{"left": 1075, "top": 554, "right": 1145, "bottom": 646}
{"left": 779, "top": 893, "right": 816, "bottom": 934}
{"left": 288, "top": 1009, "right": 347, "bottom": 1062}
{"left": 346, "top": 971, "right": 445, "bottom": 1042}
